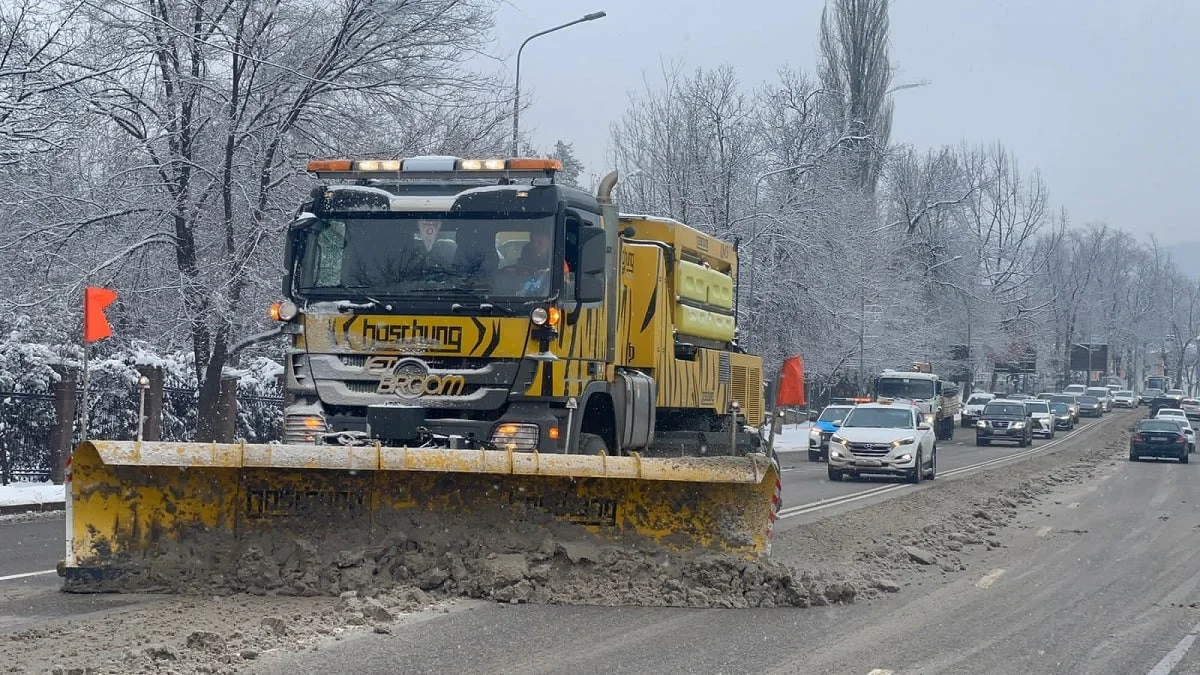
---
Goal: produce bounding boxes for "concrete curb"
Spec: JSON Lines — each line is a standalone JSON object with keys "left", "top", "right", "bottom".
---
{"left": 0, "top": 501, "right": 65, "bottom": 516}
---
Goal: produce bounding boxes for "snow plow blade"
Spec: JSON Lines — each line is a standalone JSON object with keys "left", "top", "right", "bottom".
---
{"left": 62, "top": 440, "right": 782, "bottom": 592}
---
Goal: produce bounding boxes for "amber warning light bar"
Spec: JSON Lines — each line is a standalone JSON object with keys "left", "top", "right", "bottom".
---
{"left": 306, "top": 156, "right": 562, "bottom": 180}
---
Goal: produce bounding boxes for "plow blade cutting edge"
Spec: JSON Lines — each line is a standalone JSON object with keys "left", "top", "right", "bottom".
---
{"left": 62, "top": 440, "right": 782, "bottom": 592}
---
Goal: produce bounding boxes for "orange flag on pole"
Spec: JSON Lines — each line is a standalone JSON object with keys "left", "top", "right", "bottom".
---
{"left": 776, "top": 355, "right": 806, "bottom": 407}
{"left": 84, "top": 286, "right": 118, "bottom": 343}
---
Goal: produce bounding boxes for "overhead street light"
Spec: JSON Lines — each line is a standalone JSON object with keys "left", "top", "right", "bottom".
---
{"left": 512, "top": 11, "right": 607, "bottom": 157}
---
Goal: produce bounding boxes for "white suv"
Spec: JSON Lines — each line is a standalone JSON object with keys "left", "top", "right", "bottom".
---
{"left": 961, "top": 392, "right": 995, "bottom": 428}
{"left": 827, "top": 403, "right": 936, "bottom": 483}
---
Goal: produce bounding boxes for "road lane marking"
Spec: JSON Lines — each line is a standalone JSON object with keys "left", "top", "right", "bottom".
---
{"left": 975, "top": 568, "right": 1005, "bottom": 589}
{"left": 1036, "top": 526, "right": 1054, "bottom": 537}
{"left": 866, "top": 670, "right": 894, "bottom": 675}
{"left": 0, "top": 569, "right": 56, "bottom": 582}
{"left": 1147, "top": 618, "right": 1200, "bottom": 675}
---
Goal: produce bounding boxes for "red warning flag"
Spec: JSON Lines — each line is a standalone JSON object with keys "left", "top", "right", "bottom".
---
{"left": 84, "top": 286, "right": 118, "bottom": 343}
{"left": 776, "top": 355, "right": 806, "bottom": 407}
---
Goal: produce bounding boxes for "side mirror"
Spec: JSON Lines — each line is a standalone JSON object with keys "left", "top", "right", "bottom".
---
{"left": 918, "top": 423, "right": 932, "bottom": 431}
{"left": 576, "top": 226, "right": 606, "bottom": 303}
{"left": 830, "top": 421, "right": 842, "bottom": 428}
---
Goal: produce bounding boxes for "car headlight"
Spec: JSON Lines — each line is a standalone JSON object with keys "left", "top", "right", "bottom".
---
{"left": 809, "top": 429, "right": 821, "bottom": 440}
{"left": 829, "top": 447, "right": 844, "bottom": 458}
{"left": 891, "top": 436, "right": 916, "bottom": 448}
{"left": 976, "top": 421, "right": 987, "bottom": 428}
{"left": 1011, "top": 423, "right": 1024, "bottom": 429}
{"left": 830, "top": 434, "right": 847, "bottom": 446}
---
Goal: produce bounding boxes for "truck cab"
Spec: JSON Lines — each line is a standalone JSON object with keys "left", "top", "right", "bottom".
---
{"left": 274, "top": 156, "right": 764, "bottom": 458}
{"left": 874, "top": 367, "right": 960, "bottom": 441}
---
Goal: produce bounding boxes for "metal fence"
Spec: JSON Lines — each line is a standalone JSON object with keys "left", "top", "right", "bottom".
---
{"left": 0, "top": 390, "right": 56, "bottom": 484}
{"left": 0, "top": 386, "right": 285, "bottom": 485}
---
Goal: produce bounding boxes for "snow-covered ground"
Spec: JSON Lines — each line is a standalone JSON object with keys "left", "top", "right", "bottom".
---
{"left": 0, "top": 481, "right": 64, "bottom": 507}
{"left": 769, "top": 422, "right": 813, "bottom": 453}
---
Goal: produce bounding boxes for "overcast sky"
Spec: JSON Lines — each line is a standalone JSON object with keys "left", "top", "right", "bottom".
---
{"left": 487, "top": 0, "right": 1199, "bottom": 243}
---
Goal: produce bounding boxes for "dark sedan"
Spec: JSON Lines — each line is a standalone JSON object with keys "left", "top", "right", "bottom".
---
{"left": 1077, "top": 395, "right": 1103, "bottom": 418}
{"left": 1130, "top": 419, "right": 1190, "bottom": 463}
{"left": 1050, "top": 401, "right": 1074, "bottom": 430}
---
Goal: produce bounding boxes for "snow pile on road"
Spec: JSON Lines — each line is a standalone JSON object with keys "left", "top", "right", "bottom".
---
{"left": 66, "top": 505, "right": 848, "bottom": 609}
{"left": 0, "top": 481, "right": 62, "bottom": 508}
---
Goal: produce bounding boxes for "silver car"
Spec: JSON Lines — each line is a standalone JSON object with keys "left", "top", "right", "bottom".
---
{"left": 827, "top": 403, "right": 937, "bottom": 483}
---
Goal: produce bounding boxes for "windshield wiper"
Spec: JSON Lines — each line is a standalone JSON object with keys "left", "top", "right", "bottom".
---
{"left": 333, "top": 288, "right": 394, "bottom": 312}
{"left": 451, "top": 301, "right": 514, "bottom": 315}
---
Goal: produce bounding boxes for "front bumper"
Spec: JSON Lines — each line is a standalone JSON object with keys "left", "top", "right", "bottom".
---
{"left": 828, "top": 445, "right": 918, "bottom": 476}
{"left": 1031, "top": 419, "right": 1054, "bottom": 436}
{"left": 976, "top": 426, "right": 1027, "bottom": 443}
{"left": 1080, "top": 408, "right": 1102, "bottom": 417}
{"left": 1054, "top": 416, "right": 1073, "bottom": 429}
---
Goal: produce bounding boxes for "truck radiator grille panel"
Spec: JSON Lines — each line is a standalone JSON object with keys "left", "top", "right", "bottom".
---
{"left": 730, "top": 365, "right": 762, "bottom": 423}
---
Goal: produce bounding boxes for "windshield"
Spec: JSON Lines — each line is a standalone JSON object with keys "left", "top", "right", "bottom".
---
{"left": 1025, "top": 402, "right": 1050, "bottom": 414}
{"left": 1079, "top": 396, "right": 1099, "bottom": 404}
{"left": 841, "top": 408, "right": 915, "bottom": 429}
{"left": 1140, "top": 420, "right": 1182, "bottom": 432}
{"left": 1049, "top": 395, "right": 1076, "bottom": 404}
{"left": 1064, "top": 385, "right": 1086, "bottom": 393}
{"left": 967, "top": 395, "right": 992, "bottom": 405}
{"left": 984, "top": 403, "right": 1026, "bottom": 417}
{"left": 1050, "top": 403, "right": 1069, "bottom": 414}
{"left": 1158, "top": 409, "right": 1185, "bottom": 418}
{"left": 876, "top": 377, "right": 935, "bottom": 400}
{"left": 1168, "top": 389, "right": 1185, "bottom": 396}
{"left": 296, "top": 215, "right": 563, "bottom": 301}
{"left": 818, "top": 407, "right": 852, "bottom": 423}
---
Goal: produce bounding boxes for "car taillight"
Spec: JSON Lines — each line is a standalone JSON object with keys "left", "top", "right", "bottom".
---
{"left": 1177, "top": 435, "right": 1187, "bottom": 444}
{"left": 1133, "top": 433, "right": 1144, "bottom": 442}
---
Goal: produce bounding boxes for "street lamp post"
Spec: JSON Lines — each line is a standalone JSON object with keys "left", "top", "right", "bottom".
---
{"left": 512, "top": 11, "right": 606, "bottom": 157}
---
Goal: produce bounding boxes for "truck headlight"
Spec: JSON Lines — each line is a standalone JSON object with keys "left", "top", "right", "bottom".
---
{"left": 489, "top": 423, "right": 541, "bottom": 450}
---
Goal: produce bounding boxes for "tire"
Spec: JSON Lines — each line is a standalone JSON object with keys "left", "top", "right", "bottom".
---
{"left": 808, "top": 450, "right": 822, "bottom": 463}
{"left": 1183, "top": 453, "right": 1190, "bottom": 464}
{"left": 976, "top": 438, "right": 990, "bottom": 447}
{"left": 926, "top": 446, "right": 937, "bottom": 480}
{"left": 1129, "top": 453, "right": 1139, "bottom": 462}
{"left": 578, "top": 432, "right": 608, "bottom": 455}
{"left": 908, "top": 450, "right": 924, "bottom": 484}
{"left": 827, "top": 466, "right": 842, "bottom": 481}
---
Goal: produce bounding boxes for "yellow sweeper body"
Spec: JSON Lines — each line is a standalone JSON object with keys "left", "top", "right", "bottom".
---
{"left": 62, "top": 159, "right": 780, "bottom": 591}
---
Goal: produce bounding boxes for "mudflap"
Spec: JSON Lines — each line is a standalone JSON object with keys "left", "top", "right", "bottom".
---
{"left": 62, "top": 441, "right": 781, "bottom": 593}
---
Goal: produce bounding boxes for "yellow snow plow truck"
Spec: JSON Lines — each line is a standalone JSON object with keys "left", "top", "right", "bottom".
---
{"left": 62, "top": 157, "right": 780, "bottom": 591}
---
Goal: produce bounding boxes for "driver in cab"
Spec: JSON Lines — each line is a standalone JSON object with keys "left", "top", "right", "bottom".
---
{"left": 514, "top": 231, "right": 571, "bottom": 296}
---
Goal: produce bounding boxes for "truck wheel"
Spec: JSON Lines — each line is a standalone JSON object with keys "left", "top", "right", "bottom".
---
{"left": 578, "top": 433, "right": 609, "bottom": 455}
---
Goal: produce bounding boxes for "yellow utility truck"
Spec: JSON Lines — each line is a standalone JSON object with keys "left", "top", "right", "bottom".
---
{"left": 64, "top": 157, "right": 781, "bottom": 589}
